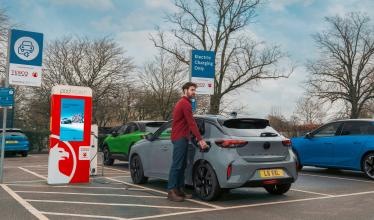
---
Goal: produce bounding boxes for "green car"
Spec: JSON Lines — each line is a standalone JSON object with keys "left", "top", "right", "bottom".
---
{"left": 102, "top": 121, "right": 166, "bottom": 165}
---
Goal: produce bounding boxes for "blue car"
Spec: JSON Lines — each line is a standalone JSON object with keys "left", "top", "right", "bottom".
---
{"left": 2, "top": 129, "right": 30, "bottom": 157}
{"left": 292, "top": 119, "right": 374, "bottom": 179}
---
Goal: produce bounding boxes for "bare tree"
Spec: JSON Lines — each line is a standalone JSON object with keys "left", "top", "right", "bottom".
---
{"left": 33, "top": 36, "right": 134, "bottom": 126}
{"left": 151, "top": 0, "right": 291, "bottom": 114}
{"left": 294, "top": 96, "right": 326, "bottom": 124}
{"left": 307, "top": 12, "right": 374, "bottom": 119}
{"left": 139, "top": 49, "right": 185, "bottom": 120}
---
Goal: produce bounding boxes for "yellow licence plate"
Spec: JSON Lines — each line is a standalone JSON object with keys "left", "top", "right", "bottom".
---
{"left": 259, "top": 169, "right": 284, "bottom": 178}
{"left": 6, "top": 140, "right": 18, "bottom": 144}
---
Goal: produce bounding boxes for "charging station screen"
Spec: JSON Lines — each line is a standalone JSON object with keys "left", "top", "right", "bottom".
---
{"left": 60, "top": 98, "right": 85, "bottom": 141}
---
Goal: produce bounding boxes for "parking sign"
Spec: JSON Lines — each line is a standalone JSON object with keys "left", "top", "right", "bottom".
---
{"left": 190, "top": 50, "right": 215, "bottom": 95}
{"left": 8, "top": 29, "right": 43, "bottom": 87}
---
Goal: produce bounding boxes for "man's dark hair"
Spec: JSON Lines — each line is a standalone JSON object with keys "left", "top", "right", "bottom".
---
{"left": 182, "top": 82, "right": 197, "bottom": 91}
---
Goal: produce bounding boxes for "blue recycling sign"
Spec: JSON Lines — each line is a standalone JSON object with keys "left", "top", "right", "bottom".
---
{"left": 191, "top": 50, "right": 215, "bottom": 79}
{"left": 0, "top": 88, "right": 14, "bottom": 107}
{"left": 9, "top": 29, "right": 43, "bottom": 66}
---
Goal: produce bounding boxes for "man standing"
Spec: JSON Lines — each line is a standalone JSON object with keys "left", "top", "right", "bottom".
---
{"left": 167, "top": 82, "right": 208, "bottom": 202}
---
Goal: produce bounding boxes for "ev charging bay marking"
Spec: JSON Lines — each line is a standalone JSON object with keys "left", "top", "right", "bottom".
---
{"left": 18, "top": 167, "right": 47, "bottom": 180}
{"left": 0, "top": 184, "right": 48, "bottom": 220}
{"left": 26, "top": 199, "right": 204, "bottom": 210}
{"left": 106, "top": 177, "right": 223, "bottom": 209}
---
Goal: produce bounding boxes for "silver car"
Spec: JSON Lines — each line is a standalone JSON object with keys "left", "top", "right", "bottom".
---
{"left": 129, "top": 115, "right": 298, "bottom": 201}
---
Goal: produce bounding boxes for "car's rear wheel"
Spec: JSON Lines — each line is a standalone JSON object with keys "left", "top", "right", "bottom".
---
{"left": 21, "top": 151, "right": 28, "bottom": 157}
{"left": 130, "top": 154, "right": 148, "bottom": 184}
{"left": 264, "top": 183, "right": 291, "bottom": 195}
{"left": 193, "top": 162, "right": 222, "bottom": 201}
{"left": 103, "top": 146, "right": 114, "bottom": 166}
{"left": 362, "top": 153, "right": 374, "bottom": 180}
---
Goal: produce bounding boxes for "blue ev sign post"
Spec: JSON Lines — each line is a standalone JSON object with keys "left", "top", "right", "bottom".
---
{"left": 190, "top": 50, "right": 215, "bottom": 95}
{"left": 8, "top": 29, "right": 44, "bottom": 87}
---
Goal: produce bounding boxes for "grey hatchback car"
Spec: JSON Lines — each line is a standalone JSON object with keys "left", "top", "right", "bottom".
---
{"left": 129, "top": 115, "right": 298, "bottom": 201}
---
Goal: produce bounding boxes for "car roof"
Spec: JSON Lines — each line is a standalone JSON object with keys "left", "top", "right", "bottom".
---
{"left": 132, "top": 121, "right": 167, "bottom": 124}
{"left": 334, "top": 119, "right": 374, "bottom": 123}
{"left": 194, "top": 115, "right": 269, "bottom": 124}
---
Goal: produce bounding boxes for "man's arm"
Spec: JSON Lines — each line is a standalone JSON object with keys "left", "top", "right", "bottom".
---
{"left": 181, "top": 103, "right": 203, "bottom": 141}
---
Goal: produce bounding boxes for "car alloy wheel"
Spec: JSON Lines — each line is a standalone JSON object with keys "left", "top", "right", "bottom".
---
{"left": 363, "top": 154, "right": 374, "bottom": 179}
{"left": 193, "top": 162, "right": 221, "bottom": 201}
{"left": 103, "top": 146, "right": 114, "bottom": 166}
{"left": 130, "top": 155, "right": 148, "bottom": 184}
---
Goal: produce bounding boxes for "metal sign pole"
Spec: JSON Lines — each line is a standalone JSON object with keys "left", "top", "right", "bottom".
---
{"left": 0, "top": 29, "right": 11, "bottom": 183}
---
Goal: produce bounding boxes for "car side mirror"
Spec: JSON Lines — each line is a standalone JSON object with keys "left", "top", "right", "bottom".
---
{"left": 144, "top": 133, "right": 154, "bottom": 141}
{"left": 305, "top": 132, "right": 313, "bottom": 139}
{"left": 112, "top": 131, "right": 119, "bottom": 137}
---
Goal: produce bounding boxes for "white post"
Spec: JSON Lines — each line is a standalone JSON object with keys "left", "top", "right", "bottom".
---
{"left": 0, "top": 29, "right": 11, "bottom": 183}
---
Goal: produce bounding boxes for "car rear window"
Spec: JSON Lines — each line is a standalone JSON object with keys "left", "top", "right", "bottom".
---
{"left": 0, "top": 130, "right": 26, "bottom": 137}
{"left": 219, "top": 119, "right": 279, "bottom": 137}
{"left": 145, "top": 122, "right": 165, "bottom": 133}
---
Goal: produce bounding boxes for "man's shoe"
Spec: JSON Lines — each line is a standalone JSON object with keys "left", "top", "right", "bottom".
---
{"left": 167, "top": 189, "right": 184, "bottom": 202}
{"left": 178, "top": 188, "right": 193, "bottom": 199}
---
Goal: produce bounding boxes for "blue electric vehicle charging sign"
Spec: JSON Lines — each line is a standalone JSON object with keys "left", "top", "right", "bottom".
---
{"left": 190, "top": 50, "right": 215, "bottom": 95}
{"left": 8, "top": 29, "right": 44, "bottom": 87}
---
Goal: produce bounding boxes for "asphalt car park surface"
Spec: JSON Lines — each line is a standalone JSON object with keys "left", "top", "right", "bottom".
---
{"left": 1, "top": 154, "right": 374, "bottom": 220}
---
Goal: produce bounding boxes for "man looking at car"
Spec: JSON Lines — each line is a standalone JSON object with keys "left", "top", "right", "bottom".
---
{"left": 167, "top": 82, "right": 208, "bottom": 202}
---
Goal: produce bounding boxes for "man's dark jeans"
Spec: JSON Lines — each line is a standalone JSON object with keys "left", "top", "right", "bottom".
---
{"left": 167, "top": 137, "right": 188, "bottom": 190}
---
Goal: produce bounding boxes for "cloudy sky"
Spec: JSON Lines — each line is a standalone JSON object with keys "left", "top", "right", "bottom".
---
{"left": 2, "top": 0, "right": 374, "bottom": 118}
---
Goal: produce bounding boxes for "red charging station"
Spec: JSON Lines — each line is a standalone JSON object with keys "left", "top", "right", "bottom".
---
{"left": 47, "top": 85, "right": 92, "bottom": 184}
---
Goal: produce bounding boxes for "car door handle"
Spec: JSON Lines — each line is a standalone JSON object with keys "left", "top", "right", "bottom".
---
{"left": 324, "top": 142, "right": 332, "bottom": 145}
{"left": 353, "top": 142, "right": 361, "bottom": 144}
{"left": 161, "top": 146, "right": 168, "bottom": 151}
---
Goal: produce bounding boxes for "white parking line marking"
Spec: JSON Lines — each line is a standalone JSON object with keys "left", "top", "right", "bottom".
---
{"left": 290, "top": 188, "right": 333, "bottom": 196}
{"left": 300, "top": 173, "right": 374, "bottom": 184}
{"left": 102, "top": 167, "right": 130, "bottom": 173}
{"left": 41, "top": 211, "right": 128, "bottom": 220}
{"left": 15, "top": 190, "right": 166, "bottom": 199}
{"left": 106, "top": 177, "right": 222, "bottom": 209}
{"left": 128, "top": 190, "right": 374, "bottom": 220}
{"left": 5, "top": 165, "right": 47, "bottom": 169}
{"left": 18, "top": 167, "right": 47, "bottom": 180}
{"left": 4, "top": 180, "right": 46, "bottom": 184}
{"left": 26, "top": 199, "right": 204, "bottom": 210}
{"left": 6, "top": 184, "right": 151, "bottom": 191}
{"left": 1, "top": 184, "right": 48, "bottom": 220}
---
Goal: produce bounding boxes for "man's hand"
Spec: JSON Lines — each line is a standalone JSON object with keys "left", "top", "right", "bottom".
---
{"left": 198, "top": 140, "right": 209, "bottom": 150}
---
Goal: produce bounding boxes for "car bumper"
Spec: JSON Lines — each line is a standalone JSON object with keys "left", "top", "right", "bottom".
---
{"left": 5, "top": 144, "right": 29, "bottom": 152}
{"left": 218, "top": 152, "right": 298, "bottom": 189}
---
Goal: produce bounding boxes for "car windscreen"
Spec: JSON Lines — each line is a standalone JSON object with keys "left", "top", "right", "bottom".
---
{"left": 145, "top": 122, "right": 165, "bottom": 133}
{"left": 0, "top": 130, "right": 26, "bottom": 137}
{"left": 219, "top": 119, "right": 279, "bottom": 137}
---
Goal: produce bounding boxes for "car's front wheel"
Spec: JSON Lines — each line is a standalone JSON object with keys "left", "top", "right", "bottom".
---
{"left": 193, "top": 162, "right": 222, "bottom": 201}
{"left": 103, "top": 146, "right": 114, "bottom": 166}
{"left": 130, "top": 154, "right": 148, "bottom": 184}
{"left": 21, "top": 151, "right": 28, "bottom": 157}
{"left": 264, "top": 183, "right": 291, "bottom": 195}
{"left": 362, "top": 152, "right": 374, "bottom": 180}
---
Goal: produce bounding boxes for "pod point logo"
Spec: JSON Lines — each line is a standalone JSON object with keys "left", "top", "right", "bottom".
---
{"left": 14, "top": 36, "right": 40, "bottom": 61}
{"left": 48, "top": 135, "right": 77, "bottom": 184}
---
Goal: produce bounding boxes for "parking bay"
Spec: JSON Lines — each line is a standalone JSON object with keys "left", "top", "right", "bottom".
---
{"left": 2, "top": 154, "right": 374, "bottom": 220}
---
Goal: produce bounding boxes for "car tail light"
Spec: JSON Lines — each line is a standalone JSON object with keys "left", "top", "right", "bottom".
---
{"left": 227, "top": 163, "right": 232, "bottom": 180}
{"left": 215, "top": 140, "right": 248, "bottom": 148}
{"left": 263, "top": 179, "right": 279, "bottom": 185}
{"left": 282, "top": 139, "right": 292, "bottom": 147}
